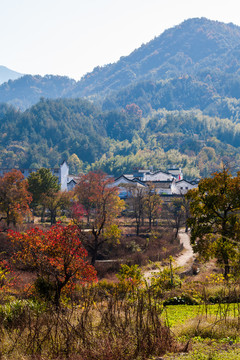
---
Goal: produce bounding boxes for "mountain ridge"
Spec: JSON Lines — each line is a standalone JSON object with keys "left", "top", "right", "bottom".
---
{"left": 72, "top": 17, "right": 240, "bottom": 96}
{"left": 0, "top": 65, "right": 23, "bottom": 85}
{"left": 1, "top": 17, "right": 240, "bottom": 109}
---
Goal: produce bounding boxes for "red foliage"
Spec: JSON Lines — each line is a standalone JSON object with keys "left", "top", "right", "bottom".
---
{"left": 125, "top": 103, "right": 142, "bottom": 119}
{"left": 74, "top": 171, "right": 124, "bottom": 265}
{"left": 71, "top": 202, "right": 87, "bottom": 222}
{"left": 8, "top": 223, "right": 97, "bottom": 305}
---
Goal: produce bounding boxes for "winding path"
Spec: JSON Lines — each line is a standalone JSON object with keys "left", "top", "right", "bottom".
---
{"left": 144, "top": 229, "right": 194, "bottom": 281}
{"left": 175, "top": 229, "right": 194, "bottom": 267}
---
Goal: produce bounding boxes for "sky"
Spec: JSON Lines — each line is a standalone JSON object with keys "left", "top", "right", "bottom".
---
{"left": 1, "top": 0, "right": 240, "bottom": 81}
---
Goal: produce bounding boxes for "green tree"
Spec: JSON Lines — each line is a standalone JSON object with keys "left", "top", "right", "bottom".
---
{"left": 28, "top": 168, "right": 60, "bottom": 222}
{"left": 186, "top": 168, "right": 240, "bottom": 277}
{"left": 42, "top": 191, "right": 71, "bottom": 225}
{"left": 68, "top": 153, "right": 83, "bottom": 175}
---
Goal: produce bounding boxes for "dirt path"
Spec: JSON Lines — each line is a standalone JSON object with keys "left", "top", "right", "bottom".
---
{"left": 144, "top": 229, "right": 194, "bottom": 281}
{"left": 175, "top": 229, "right": 194, "bottom": 267}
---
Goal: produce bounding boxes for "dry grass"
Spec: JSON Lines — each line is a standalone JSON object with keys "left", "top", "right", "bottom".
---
{"left": 174, "top": 314, "right": 240, "bottom": 340}
{"left": 0, "top": 286, "right": 181, "bottom": 360}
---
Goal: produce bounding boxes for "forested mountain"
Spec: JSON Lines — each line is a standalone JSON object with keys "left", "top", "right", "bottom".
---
{"left": 0, "top": 66, "right": 22, "bottom": 85}
{"left": 1, "top": 18, "right": 240, "bottom": 110}
{"left": 0, "top": 75, "right": 76, "bottom": 109}
{"left": 1, "top": 18, "right": 240, "bottom": 178}
{"left": 0, "top": 98, "right": 108, "bottom": 169}
{"left": 102, "top": 75, "right": 240, "bottom": 120}
{"left": 74, "top": 18, "right": 240, "bottom": 96}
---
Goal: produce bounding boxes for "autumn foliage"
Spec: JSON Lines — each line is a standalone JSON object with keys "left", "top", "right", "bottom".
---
{"left": 8, "top": 223, "right": 97, "bottom": 306}
{"left": 74, "top": 171, "right": 124, "bottom": 264}
{"left": 0, "top": 169, "right": 32, "bottom": 227}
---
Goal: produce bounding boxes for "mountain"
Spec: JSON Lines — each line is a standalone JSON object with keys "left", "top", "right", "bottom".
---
{"left": 1, "top": 18, "right": 240, "bottom": 109}
{"left": 1, "top": 18, "right": 240, "bottom": 178}
{"left": 0, "top": 74, "right": 76, "bottom": 109}
{"left": 72, "top": 17, "right": 240, "bottom": 96}
{"left": 0, "top": 65, "right": 23, "bottom": 85}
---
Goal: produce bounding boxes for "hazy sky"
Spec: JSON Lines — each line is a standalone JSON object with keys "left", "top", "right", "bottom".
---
{"left": 1, "top": 0, "right": 240, "bottom": 80}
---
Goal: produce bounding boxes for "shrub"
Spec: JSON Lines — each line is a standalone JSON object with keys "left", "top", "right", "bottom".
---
{"left": 164, "top": 293, "right": 200, "bottom": 305}
{"left": 150, "top": 258, "right": 182, "bottom": 292}
{"left": 117, "top": 263, "right": 143, "bottom": 290}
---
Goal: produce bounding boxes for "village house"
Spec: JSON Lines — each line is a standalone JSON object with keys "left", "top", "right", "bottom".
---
{"left": 0, "top": 162, "right": 197, "bottom": 196}
{"left": 112, "top": 168, "right": 197, "bottom": 197}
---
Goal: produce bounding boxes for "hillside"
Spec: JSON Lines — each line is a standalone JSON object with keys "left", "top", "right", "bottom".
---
{"left": 1, "top": 98, "right": 240, "bottom": 180}
{"left": 1, "top": 18, "right": 240, "bottom": 111}
{"left": 73, "top": 17, "right": 240, "bottom": 96}
{"left": 0, "top": 75, "right": 76, "bottom": 109}
{"left": 0, "top": 65, "right": 22, "bottom": 85}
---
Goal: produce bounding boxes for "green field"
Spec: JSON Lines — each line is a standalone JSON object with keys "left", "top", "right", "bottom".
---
{"left": 162, "top": 303, "right": 240, "bottom": 359}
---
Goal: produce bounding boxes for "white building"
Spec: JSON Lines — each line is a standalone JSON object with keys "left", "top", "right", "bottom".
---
{"left": 0, "top": 160, "right": 79, "bottom": 191}
{"left": 112, "top": 168, "right": 197, "bottom": 196}
{"left": 174, "top": 179, "right": 197, "bottom": 194}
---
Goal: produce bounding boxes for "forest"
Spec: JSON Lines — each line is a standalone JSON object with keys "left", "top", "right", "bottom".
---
{"left": 1, "top": 97, "right": 240, "bottom": 180}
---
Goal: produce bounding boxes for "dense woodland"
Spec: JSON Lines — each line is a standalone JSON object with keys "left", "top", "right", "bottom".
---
{"left": 1, "top": 97, "right": 240, "bottom": 179}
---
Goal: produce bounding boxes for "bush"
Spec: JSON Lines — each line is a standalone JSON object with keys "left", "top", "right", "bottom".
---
{"left": 117, "top": 264, "right": 143, "bottom": 287}
{"left": 34, "top": 276, "right": 55, "bottom": 301}
{"left": 0, "top": 299, "right": 45, "bottom": 329}
{"left": 164, "top": 293, "right": 200, "bottom": 305}
{"left": 150, "top": 258, "right": 182, "bottom": 292}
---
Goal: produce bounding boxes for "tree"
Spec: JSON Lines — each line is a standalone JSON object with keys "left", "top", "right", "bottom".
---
{"left": 8, "top": 223, "right": 97, "bottom": 307}
{"left": 68, "top": 153, "right": 83, "bottom": 175}
{"left": 166, "top": 198, "right": 185, "bottom": 240}
{"left": 186, "top": 168, "right": 240, "bottom": 277}
{"left": 126, "top": 185, "right": 146, "bottom": 236}
{"left": 0, "top": 170, "right": 32, "bottom": 227}
{"left": 42, "top": 191, "right": 71, "bottom": 225}
{"left": 125, "top": 103, "right": 142, "bottom": 120}
{"left": 74, "top": 171, "right": 124, "bottom": 265}
{"left": 143, "top": 183, "right": 162, "bottom": 230}
{"left": 28, "top": 168, "right": 60, "bottom": 222}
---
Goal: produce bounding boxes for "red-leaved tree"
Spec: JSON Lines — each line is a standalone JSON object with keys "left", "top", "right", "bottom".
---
{"left": 74, "top": 171, "right": 124, "bottom": 265}
{"left": 8, "top": 223, "right": 97, "bottom": 307}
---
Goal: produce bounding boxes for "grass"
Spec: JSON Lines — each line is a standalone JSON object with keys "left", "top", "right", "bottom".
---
{"left": 165, "top": 341, "right": 240, "bottom": 359}
{"left": 163, "top": 303, "right": 240, "bottom": 328}
{"left": 0, "top": 286, "right": 180, "bottom": 360}
{"left": 161, "top": 301, "right": 240, "bottom": 359}
{"left": 1, "top": 222, "right": 240, "bottom": 359}
{"left": 0, "top": 281, "right": 240, "bottom": 359}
